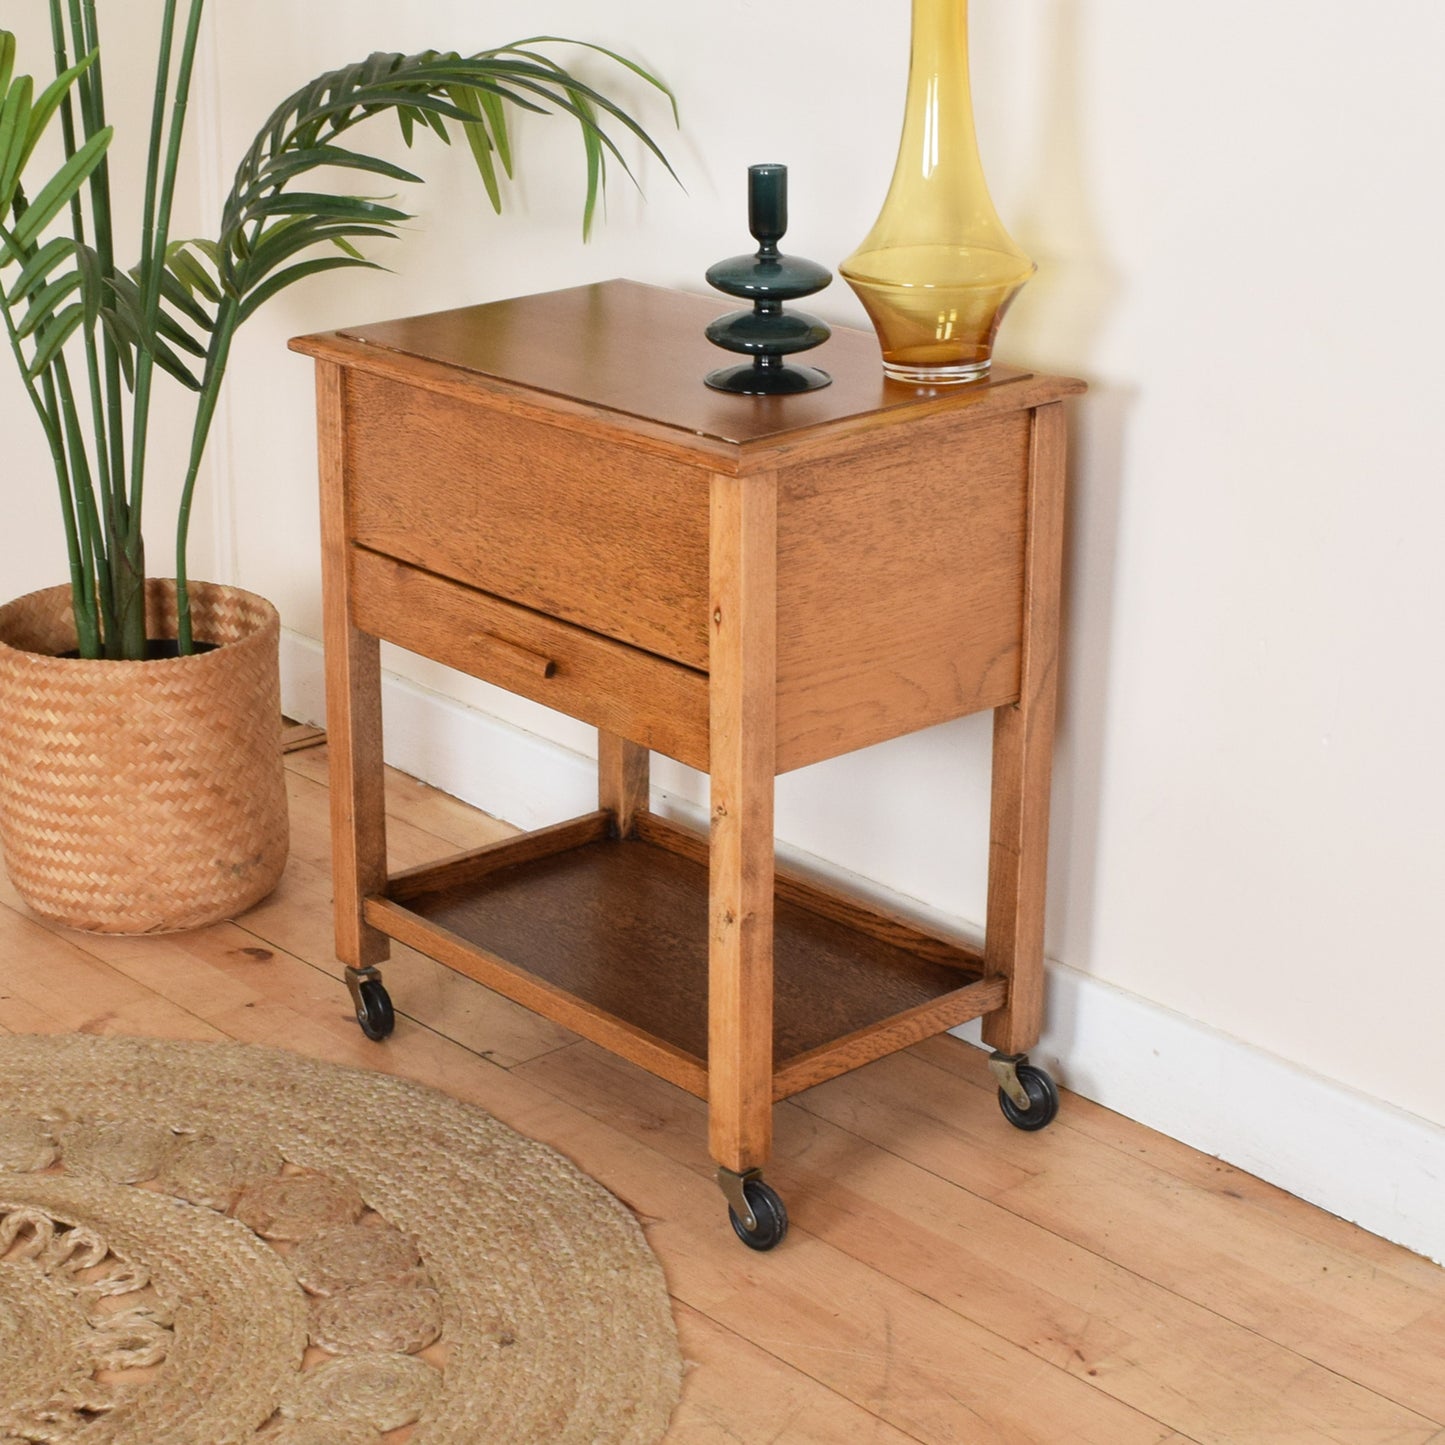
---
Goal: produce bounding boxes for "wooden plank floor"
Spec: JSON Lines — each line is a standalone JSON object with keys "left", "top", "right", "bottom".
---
{"left": 3, "top": 741, "right": 1443, "bottom": 1445}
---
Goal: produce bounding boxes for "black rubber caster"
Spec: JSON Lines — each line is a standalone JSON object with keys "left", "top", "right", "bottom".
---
{"left": 728, "top": 1178, "right": 789, "bottom": 1252}
{"left": 355, "top": 977, "right": 395, "bottom": 1041}
{"left": 998, "top": 1063, "right": 1059, "bottom": 1131}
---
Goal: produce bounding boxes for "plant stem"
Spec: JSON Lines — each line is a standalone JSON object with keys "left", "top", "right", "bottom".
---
{"left": 140, "top": 0, "right": 206, "bottom": 650}
{"left": 51, "top": 2, "right": 116, "bottom": 597}
{"left": 175, "top": 295, "right": 238, "bottom": 653}
{"left": 128, "top": 0, "right": 206, "bottom": 660}
{"left": 0, "top": 221, "right": 98, "bottom": 656}
{"left": 53, "top": 361, "right": 105, "bottom": 645}
{"left": 42, "top": 1, "right": 101, "bottom": 652}
{"left": 121, "top": 0, "right": 180, "bottom": 658}
{"left": 74, "top": 0, "right": 127, "bottom": 538}
{"left": 42, "top": 372, "right": 100, "bottom": 657}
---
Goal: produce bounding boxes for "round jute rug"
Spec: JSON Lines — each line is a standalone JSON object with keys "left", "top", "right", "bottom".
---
{"left": 0, "top": 1034, "right": 681, "bottom": 1445}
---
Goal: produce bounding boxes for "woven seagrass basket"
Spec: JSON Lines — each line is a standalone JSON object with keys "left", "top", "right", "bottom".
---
{"left": 0, "top": 579, "right": 288, "bottom": 934}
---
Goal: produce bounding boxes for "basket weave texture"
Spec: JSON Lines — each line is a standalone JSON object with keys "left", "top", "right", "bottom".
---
{"left": 0, "top": 579, "right": 288, "bottom": 933}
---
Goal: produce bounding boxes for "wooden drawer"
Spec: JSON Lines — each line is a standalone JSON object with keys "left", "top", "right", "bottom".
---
{"left": 349, "top": 548, "right": 709, "bottom": 770}
{"left": 342, "top": 370, "right": 710, "bottom": 669}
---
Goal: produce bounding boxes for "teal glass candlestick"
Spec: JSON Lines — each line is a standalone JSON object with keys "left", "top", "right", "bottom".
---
{"left": 704, "top": 164, "right": 833, "bottom": 395}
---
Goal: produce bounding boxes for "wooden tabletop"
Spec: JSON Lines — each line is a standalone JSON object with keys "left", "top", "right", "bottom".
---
{"left": 291, "top": 279, "right": 1083, "bottom": 453}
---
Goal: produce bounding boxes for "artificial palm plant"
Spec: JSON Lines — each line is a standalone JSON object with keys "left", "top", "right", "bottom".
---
{"left": 0, "top": 3, "right": 674, "bottom": 660}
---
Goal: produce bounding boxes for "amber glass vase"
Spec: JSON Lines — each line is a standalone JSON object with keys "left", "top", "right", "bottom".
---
{"left": 840, "top": 0, "right": 1034, "bottom": 384}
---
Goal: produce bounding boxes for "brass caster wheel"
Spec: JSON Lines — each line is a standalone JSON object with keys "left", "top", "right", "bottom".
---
{"left": 348, "top": 970, "right": 395, "bottom": 1041}
{"left": 717, "top": 1166, "right": 789, "bottom": 1251}
{"left": 990, "top": 1053, "right": 1059, "bottom": 1131}
{"left": 729, "top": 1178, "right": 789, "bottom": 1252}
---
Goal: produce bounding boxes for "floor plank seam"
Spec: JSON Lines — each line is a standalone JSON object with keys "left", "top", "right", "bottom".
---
{"left": 783, "top": 1090, "right": 1445, "bottom": 1434}
{"left": 0, "top": 899, "right": 221, "bottom": 1036}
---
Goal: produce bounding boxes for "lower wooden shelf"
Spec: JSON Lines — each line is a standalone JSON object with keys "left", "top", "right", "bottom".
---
{"left": 364, "top": 812, "right": 1006, "bottom": 1102}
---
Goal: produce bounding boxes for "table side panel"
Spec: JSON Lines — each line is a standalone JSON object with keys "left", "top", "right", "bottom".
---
{"left": 348, "top": 548, "right": 710, "bottom": 771}
{"left": 774, "top": 407, "right": 1032, "bottom": 772}
{"left": 342, "top": 369, "right": 711, "bottom": 668}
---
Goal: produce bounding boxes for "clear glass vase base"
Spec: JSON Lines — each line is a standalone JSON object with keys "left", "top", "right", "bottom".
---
{"left": 882, "top": 358, "right": 991, "bottom": 386}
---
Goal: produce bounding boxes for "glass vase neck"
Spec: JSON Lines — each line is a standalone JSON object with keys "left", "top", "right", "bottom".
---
{"left": 901, "top": 0, "right": 982, "bottom": 186}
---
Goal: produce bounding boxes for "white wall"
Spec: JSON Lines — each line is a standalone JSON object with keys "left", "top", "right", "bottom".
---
{"left": 5, "top": 3, "right": 1444, "bottom": 1252}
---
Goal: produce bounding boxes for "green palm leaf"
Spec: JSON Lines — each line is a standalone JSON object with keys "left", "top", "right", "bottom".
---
{"left": 98, "top": 303, "right": 137, "bottom": 391}
{"left": 166, "top": 240, "right": 222, "bottom": 304}
{"left": 25, "top": 301, "right": 85, "bottom": 376}
{"left": 7, "top": 235, "right": 77, "bottom": 302}
{"left": 4, "top": 125, "right": 112, "bottom": 259}
{"left": 219, "top": 40, "right": 677, "bottom": 302}
{"left": 20, "top": 51, "right": 101, "bottom": 176}
{"left": 150, "top": 261, "right": 213, "bottom": 330}
{"left": 443, "top": 84, "right": 502, "bottom": 212}
{"left": 74, "top": 240, "right": 103, "bottom": 328}
{"left": 105, "top": 271, "right": 202, "bottom": 388}
{"left": 245, "top": 220, "right": 394, "bottom": 280}
{"left": 243, "top": 192, "right": 411, "bottom": 224}
{"left": 236, "top": 254, "right": 381, "bottom": 324}
{"left": 477, "top": 87, "right": 514, "bottom": 174}
{"left": 15, "top": 270, "right": 82, "bottom": 337}
{"left": 503, "top": 37, "right": 680, "bottom": 125}
{"left": 156, "top": 309, "right": 207, "bottom": 358}
{"left": 0, "top": 74, "right": 34, "bottom": 209}
{"left": 245, "top": 144, "right": 424, "bottom": 199}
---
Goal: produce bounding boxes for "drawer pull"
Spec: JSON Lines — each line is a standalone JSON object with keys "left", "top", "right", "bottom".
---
{"left": 476, "top": 633, "right": 558, "bottom": 680}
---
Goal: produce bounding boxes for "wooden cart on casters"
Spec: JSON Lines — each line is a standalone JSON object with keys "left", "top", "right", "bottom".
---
{"left": 292, "top": 280, "right": 1083, "bottom": 1249}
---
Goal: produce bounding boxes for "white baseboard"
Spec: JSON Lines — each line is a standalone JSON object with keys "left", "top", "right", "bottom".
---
{"left": 1006, "top": 970, "right": 1445, "bottom": 1266}
{"left": 280, "top": 628, "right": 1445, "bottom": 1267}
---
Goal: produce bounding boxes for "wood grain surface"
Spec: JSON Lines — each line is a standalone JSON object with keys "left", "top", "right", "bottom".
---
{"left": 635, "top": 812, "right": 986, "bottom": 974}
{"left": 315, "top": 361, "right": 389, "bottom": 971}
{"left": 706, "top": 470, "right": 779, "bottom": 1171}
{"left": 383, "top": 833, "right": 980, "bottom": 1072}
{"left": 983, "top": 402, "right": 1069, "bottom": 1055}
{"left": 774, "top": 406, "right": 1031, "bottom": 771}
{"left": 598, "top": 732, "right": 651, "bottom": 839}
{"left": 295, "top": 280, "right": 1074, "bottom": 450}
{"left": 385, "top": 812, "right": 610, "bottom": 905}
{"left": 349, "top": 548, "right": 709, "bottom": 770}
{"left": 343, "top": 367, "right": 711, "bottom": 667}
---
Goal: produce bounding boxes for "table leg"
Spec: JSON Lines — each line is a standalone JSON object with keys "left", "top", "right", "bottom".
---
{"left": 598, "top": 732, "right": 650, "bottom": 838}
{"left": 707, "top": 471, "right": 777, "bottom": 1176}
{"left": 317, "top": 360, "right": 390, "bottom": 973}
{"left": 983, "top": 402, "right": 1068, "bottom": 1056}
